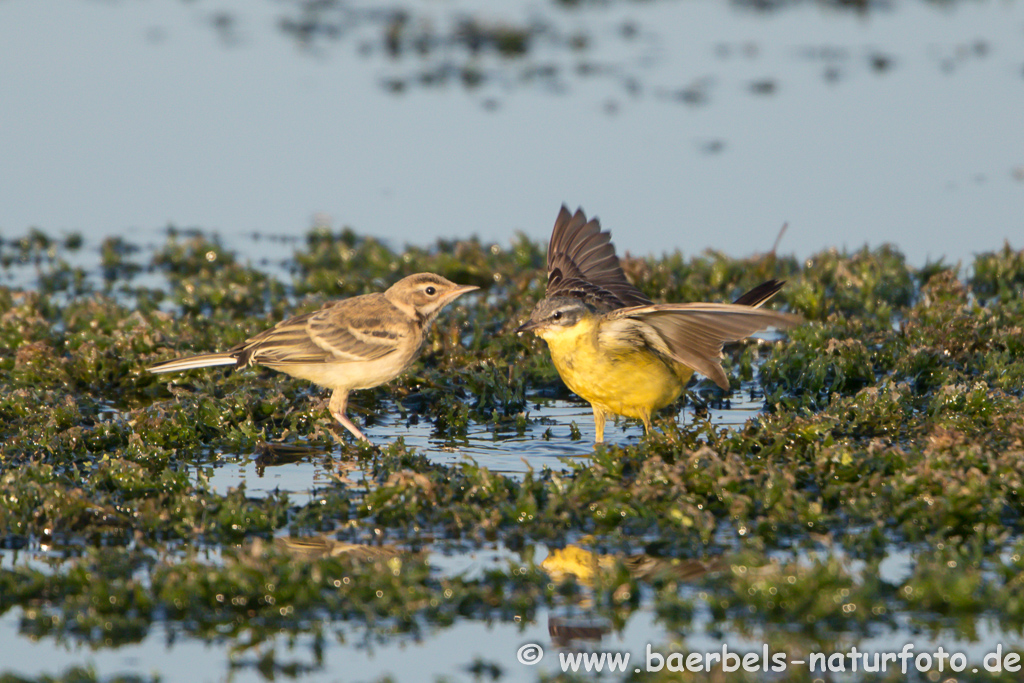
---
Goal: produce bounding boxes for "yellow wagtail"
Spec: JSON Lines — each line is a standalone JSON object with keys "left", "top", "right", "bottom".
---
{"left": 516, "top": 206, "right": 799, "bottom": 443}
{"left": 148, "top": 272, "right": 478, "bottom": 441}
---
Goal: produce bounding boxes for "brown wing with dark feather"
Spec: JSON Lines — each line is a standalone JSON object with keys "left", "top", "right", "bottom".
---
{"left": 234, "top": 295, "right": 405, "bottom": 366}
{"left": 605, "top": 303, "right": 800, "bottom": 389}
{"left": 545, "top": 205, "right": 653, "bottom": 311}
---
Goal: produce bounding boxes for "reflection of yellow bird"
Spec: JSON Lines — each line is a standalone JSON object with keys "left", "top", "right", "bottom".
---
{"left": 148, "top": 273, "right": 477, "bottom": 441}
{"left": 541, "top": 544, "right": 722, "bottom": 585}
{"left": 517, "top": 206, "right": 800, "bottom": 443}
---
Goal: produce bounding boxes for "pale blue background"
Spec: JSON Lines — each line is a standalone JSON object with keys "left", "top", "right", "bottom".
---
{"left": 2, "top": 0, "right": 1022, "bottom": 265}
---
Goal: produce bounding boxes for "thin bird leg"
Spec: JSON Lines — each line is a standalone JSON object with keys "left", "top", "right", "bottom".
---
{"left": 592, "top": 406, "right": 606, "bottom": 444}
{"left": 640, "top": 413, "right": 653, "bottom": 435}
{"left": 329, "top": 389, "right": 368, "bottom": 442}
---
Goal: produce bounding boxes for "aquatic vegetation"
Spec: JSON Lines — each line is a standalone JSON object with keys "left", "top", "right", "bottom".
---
{"left": 2, "top": 229, "right": 1024, "bottom": 681}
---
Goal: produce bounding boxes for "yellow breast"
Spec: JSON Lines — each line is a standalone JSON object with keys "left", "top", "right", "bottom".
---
{"left": 537, "top": 317, "right": 692, "bottom": 420}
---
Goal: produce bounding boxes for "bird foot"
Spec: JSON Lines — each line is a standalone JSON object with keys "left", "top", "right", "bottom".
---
{"left": 331, "top": 409, "right": 369, "bottom": 442}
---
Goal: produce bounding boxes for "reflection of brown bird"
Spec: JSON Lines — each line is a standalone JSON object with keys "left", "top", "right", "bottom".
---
{"left": 148, "top": 273, "right": 478, "bottom": 441}
{"left": 517, "top": 206, "right": 800, "bottom": 442}
{"left": 274, "top": 535, "right": 407, "bottom": 562}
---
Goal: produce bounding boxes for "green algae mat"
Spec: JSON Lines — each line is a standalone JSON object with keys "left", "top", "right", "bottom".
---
{"left": 2, "top": 228, "right": 1024, "bottom": 682}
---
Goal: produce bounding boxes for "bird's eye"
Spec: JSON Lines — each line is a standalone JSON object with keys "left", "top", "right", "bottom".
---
{"left": 425, "top": 286, "right": 437, "bottom": 296}
{"left": 552, "top": 311, "right": 563, "bottom": 321}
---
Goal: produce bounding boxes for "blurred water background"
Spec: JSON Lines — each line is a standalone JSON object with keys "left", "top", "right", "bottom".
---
{"left": 3, "top": 0, "right": 1022, "bottom": 267}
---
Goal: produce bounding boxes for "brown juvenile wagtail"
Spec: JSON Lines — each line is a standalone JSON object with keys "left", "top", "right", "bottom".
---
{"left": 516, "top": 206, "right": 800, "bottom": 443}
{"left": 148, "top": 272, "right": 478, "bottom": 441}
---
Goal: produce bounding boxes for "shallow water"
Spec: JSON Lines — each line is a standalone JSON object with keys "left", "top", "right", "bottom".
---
{"left": 2, "top": 0, "right": 1023, "bottom": 265}
{"left": 0, "top": 371, "right": 780, "bottom": 682}
{"left": 205, "top": 391, "right": 770, "bottom": 504}
{"left": 3, "top": 545, "right": 1020, "bottom": 683}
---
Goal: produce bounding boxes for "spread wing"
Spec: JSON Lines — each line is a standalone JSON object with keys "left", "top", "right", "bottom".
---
{"left": 603, "top": 303, "right": 801, "bottom": 389}
{"left": 545, "top": 205, "right": 652, "bottom": 311}
{"left": 237, "top": 295, "right": 405, "bottom": 366}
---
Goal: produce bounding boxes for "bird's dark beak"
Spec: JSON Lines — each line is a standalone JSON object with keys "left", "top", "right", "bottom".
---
{"left": 515, "top": 319, "right": 540, "bottom": 336}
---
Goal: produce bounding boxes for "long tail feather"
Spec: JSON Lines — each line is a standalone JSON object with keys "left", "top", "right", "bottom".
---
{"left": 148, "top": 353, "right": 238, "bottom": 374}
{"left": 732, "top": 279, "right": 785, "bottom": 308}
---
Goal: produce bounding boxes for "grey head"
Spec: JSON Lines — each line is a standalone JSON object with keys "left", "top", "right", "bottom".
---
{"left": 515, "top": 296, "right": 594, "bottom": 335}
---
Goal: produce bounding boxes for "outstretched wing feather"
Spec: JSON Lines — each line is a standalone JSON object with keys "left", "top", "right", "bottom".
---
{"left": 545, "top": 205, "right": 652, "bottom": 310}
{"left": 604, "top": 303, "right": 800, "bottom": 389}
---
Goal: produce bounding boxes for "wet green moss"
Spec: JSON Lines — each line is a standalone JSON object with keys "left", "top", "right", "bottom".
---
{"left": 3, "top": 227, "right": 1024, "bottom": 680}
{"left": 971, "top": 243, "right": 1024, "bottom": 304}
